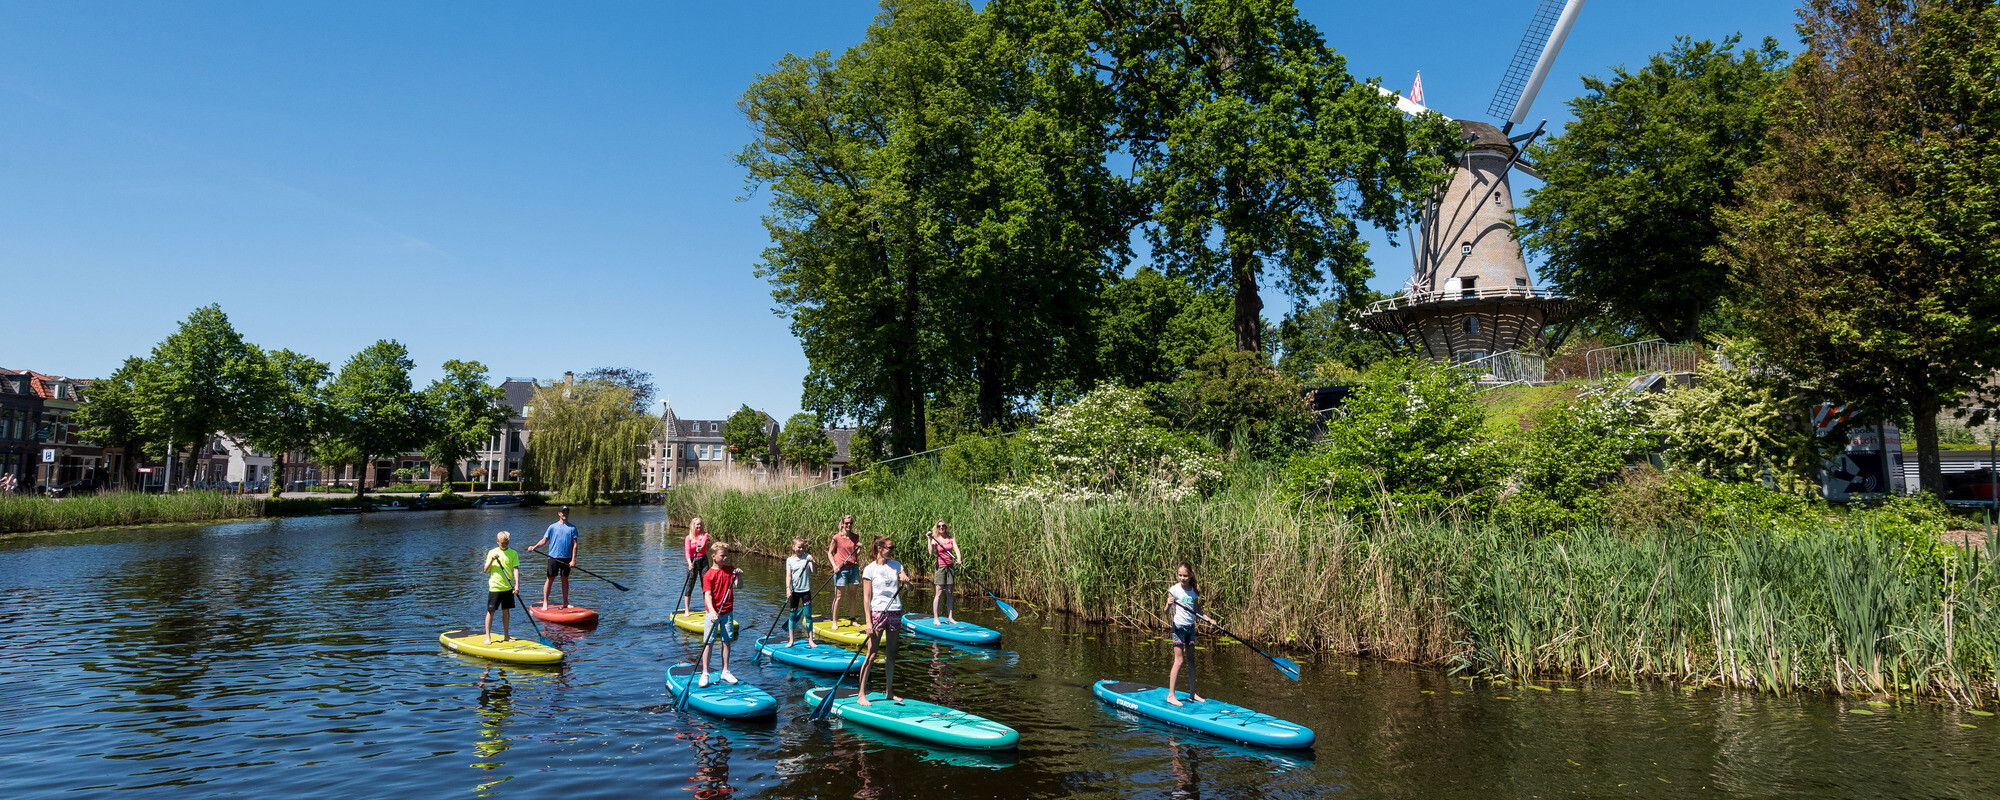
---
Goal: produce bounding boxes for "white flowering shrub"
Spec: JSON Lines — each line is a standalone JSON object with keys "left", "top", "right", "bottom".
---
{"left": 991, "top": 386, "right": 1223, "bottom": 504}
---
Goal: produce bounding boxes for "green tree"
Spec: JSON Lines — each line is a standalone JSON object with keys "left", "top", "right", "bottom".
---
{"left": 1163, "top": 350, "right": 1314, "bottom": 459}
{"left": 1091, "top": 267, "right": 1233, "bottom": 388}
{"left": 1494, "top": 388, "right": 1657, "bottom": 533}
{"left": 322, "top": 340, "right": 436, "bottom": 497}
{"left": 1516, "top": 36, "right": 1788, "bottom": 343}
{"left": 1713, "top": 0, "right": 2000, "bottom": 493}
{"left": 522, "top": 378, "right": 655, "bottom": 503}
{"left": 991, "top": 385, "right": 1222, "bottom": 503}
{"left": 1274, "top": 292, "right": 1393, "bottom": 383}
{"left": 723, "top": 405, "right": 772, "bottom": 469}
{"left": 1654, "top": 340, "right": 1843, "bottom": 496}
{"left": 246, "top": 349, "right": 330, "bottom": 497}
{"left": 741, "top": 0, "right": 1127, "bottom": 448}
{"left": 131, "top": 305, "right": 278, "bottom": 485}
{"left": 1002, "top": 0, "right": 1457, "bottom": 352}
{"left": 75, "top": 357, "right": 151, "bottom": 489}
{"left": 423, "top": 360, "right": 508, "bottom": 486}
{"left": 777, "top": 412, "right": 838, "bottom": 472}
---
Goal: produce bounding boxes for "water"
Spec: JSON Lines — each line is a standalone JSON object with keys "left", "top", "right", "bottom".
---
{"left": 5, "top": 507, "right": 1996, "bottom": 799}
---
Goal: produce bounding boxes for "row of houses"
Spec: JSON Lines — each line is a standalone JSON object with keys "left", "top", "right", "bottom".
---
{"left": 0, "top": 367, "right": 855, "bottom": 495}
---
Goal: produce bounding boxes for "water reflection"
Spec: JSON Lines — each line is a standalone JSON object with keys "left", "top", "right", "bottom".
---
{"left": 472, "top": 665, "right": 516, "bottom": 772}
{"left": 680, "top": 723, "right": 736, "bottom": 799}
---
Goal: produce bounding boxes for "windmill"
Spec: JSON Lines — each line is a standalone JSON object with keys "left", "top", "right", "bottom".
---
{"left": 1358, "top": 0, "right": 1587, "bottom": 381}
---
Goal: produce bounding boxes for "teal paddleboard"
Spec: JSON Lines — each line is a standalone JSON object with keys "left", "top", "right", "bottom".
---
{"left": 1092, "top": 680, "right": 1314, "bottom": 749}
{"left": 902, "top": 614, "right": 1002, "bottom": 645}
{"left": 664, "top": 662, "right": 778, "bottom": 719}
{"left": 804, "top": 687, "right": 1019, "bottom": 751}
{"left": 756, "top": 636, "right": 872, "bottom": 673}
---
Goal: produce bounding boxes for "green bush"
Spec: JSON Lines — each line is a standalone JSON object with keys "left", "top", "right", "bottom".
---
{"left": 1163, "top": 350, "right": 1316, "bottom": 460}
{"left": 1493, "top": 388, "right": 1657, "bottom": 534}
{"left": 990, "top": 385, "right": 1222, "bottom": 504}
{"left": 939, "top": 425, "right": 1026, "bottom": 487}
{"left": 1282, "top": 356, "right": 1497, "bottom": 515}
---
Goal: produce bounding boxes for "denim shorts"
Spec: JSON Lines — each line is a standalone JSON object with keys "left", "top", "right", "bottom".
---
{"left": 834, "top": 565, "right": 862, "bottom": 586}
{"left": 703, "top": 611, "right": 739, "bottom": 643}
{"left": 1171, "top": 624, "right": 1197, "bottom": 648}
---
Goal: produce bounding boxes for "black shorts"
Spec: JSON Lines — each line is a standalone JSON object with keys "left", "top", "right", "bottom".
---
{"left": 487, "top": 590, "right": 515, "bottom": 611}
{"left": 788, "top": 590, "right": 812, "bottom": 609}
{"left": 547, "top": 557, "right": 573, "bottom": 578}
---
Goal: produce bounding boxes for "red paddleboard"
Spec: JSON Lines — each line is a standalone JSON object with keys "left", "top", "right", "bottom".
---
{"left": 529, "top": 603, "right": 599, "bottom": 625}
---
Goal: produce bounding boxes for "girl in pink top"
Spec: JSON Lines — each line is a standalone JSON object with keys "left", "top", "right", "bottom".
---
{"left": 675, "top": 518, "right": 712, "bottom": 616}
{"left": 925, "top": 519, "right": 962, "bottom": 623}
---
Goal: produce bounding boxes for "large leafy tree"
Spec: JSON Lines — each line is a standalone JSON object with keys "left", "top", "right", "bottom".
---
{"left": 246, "top": 349, "right": 330, "bottom": 497}
{"left": 1516, "top": 36, "right": 1789, "bottom": 343}
{"left": 522, "top": 378, "right": 655, "bottom": 503}
{"left": 75, "top": 357, "right": 151, "bottom": 488}
{"left": 423, "top": 360, "right": 508, "bottom": 485}
{"left": 741, "top": 0, "right": 1127, "bottom": 452}
{"left": 580, "top": 367, "right": 657, "bottom": 414}
{"left": 1091, "top": 267, "right": 1232, "bottom": 388}
{"left": 1713, "top": 0, "right": 2000, "bottom": 493}
{"left": 322, "top": 340, "right": 436, "bottom": 497}
{"left": 722, "top": 405, "right": 773, "bottom": 469}
{"left": 132, "top": 305, "right": 278, "bottom": 484}
{"left": 777, "top": 412, "right": 838, "bottom": 472}
{"left": 1001, "top": 0, "right": 1457, "bottom": 353}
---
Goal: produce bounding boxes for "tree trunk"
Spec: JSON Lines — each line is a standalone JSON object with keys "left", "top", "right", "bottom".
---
{"left": 976, "top": 318, "right": 1004, "bottom": 427}
{"left": 1910, "top": 403, "right": 1942, "bottom": 496}
{"left": 354, "top": 458, "right": 368, "bottom": 498}
{"left": 269, "top": 451, "right": 286, "bottom": 498}
{"left": 1227, "top": 174, "right": 1263, "bottom": 353}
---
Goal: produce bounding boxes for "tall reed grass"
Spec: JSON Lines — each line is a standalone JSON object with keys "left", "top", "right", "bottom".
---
{"left": 0, "top": 491, "right": 262, "bottom": 533}
{"left": 666, "top": 462, "right": 2000, "bottom": 705}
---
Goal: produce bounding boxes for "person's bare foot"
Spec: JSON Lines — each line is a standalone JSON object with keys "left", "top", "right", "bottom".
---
{"left": 1191, "top": 693, "right": 1207, "bottom": 702}
{"left": 1166, "top": 695, "right": 1184, "bottom": 707}
{"left": 856, "top": 695, "right": 873, "bottom": 706}
{"left": 484, "top": 637, "right": 493, "bottom": 645}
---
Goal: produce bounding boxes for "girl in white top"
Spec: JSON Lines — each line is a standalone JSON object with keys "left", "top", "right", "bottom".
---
{"left": 856, "top": 536, "right": 910, "bottom": 706}
{"left": 1166, "top": 561, "right": 1217, "bottom": 707}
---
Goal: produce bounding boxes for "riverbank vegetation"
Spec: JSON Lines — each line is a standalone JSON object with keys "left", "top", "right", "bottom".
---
{"left": 0, "top": 491, "right": 261, "bottom": 533}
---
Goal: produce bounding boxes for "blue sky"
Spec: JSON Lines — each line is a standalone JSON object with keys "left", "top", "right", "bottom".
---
{"left": 2, "top": 1, "right": 1801, "bottom": 422}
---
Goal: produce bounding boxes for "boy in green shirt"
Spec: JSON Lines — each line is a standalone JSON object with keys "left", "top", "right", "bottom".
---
{"left": 481, "top": 531, "right": 521, "bottom": 644}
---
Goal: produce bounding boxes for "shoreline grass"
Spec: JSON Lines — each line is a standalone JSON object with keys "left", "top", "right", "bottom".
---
{"left": 665, "top": 463, "right": 2000, "bottom": 706}
{"left": 0, "top": 491, "right": 263, "bottom": 533}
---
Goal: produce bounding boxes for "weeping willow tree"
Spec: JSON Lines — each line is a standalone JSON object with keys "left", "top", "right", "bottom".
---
{"left": 522, "top": 378, "right": 657, "bottom": 503}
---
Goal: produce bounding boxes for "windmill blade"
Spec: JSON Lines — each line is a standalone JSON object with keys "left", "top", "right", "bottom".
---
{"left": 1373, "top": 85, "right": 1451, "bottom": 120}
{"left": 1489, "top": 0, "right": 1588, "bottom": 126}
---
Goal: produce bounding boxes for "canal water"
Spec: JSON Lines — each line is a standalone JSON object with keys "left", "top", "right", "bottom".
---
{"left": 5, "top": 506, "right": 1996, "bottom": 799}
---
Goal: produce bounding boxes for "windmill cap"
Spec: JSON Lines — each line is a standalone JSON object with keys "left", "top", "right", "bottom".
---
{"left": 1456, "top": 120, "right": 1515, "bottom": 155}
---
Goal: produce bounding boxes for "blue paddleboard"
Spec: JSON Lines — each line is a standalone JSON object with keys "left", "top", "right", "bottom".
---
{"left": 1092, "top": 680, "right": 1314, "bottom": 749}
{"left": 664, "top": 662, "right": 778, "bottom": 719}
{"left": 903, "top": 614, "right": 1002, "bottom": 645}
{"left": 756, "top": 636, "right": 871, "bottom": 673}
{"left": 804, "top": 687, "right": 1019, "bottom": 751}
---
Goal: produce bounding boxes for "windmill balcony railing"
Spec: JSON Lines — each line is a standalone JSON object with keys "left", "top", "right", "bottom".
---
{"left": 1365, "top": 285, "right": 1565, "bottom": 313}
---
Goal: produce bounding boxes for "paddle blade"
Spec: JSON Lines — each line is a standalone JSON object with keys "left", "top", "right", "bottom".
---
{"left": 811, "top": 684, "right": 840, "bottom": 720}
{"left": 994, "top": 597, "right": 1020, "bottom": 621}
{"left": 1273, "top": 657, "right": 1302, "bottom": 682}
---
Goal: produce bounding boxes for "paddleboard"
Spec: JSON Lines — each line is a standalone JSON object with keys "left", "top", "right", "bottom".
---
{"left": 672, "top": 610, "right": 708, "bottom": 634}
{"left": 529, "top": 603, "right": 599, "bottom": 625}
{"left": 902, "top": 614, "right": 1002, "bottom": 645}
{"left": 804, "top": 687, "right": 1019, "bottom": 751}
{"left": 439, "top": 628, "right": 564, "bottom": 664}
{"left": 1091, "top": 680, "right": 1314, "bottom": 749}
{"left": 664, "top": 663, "right": 778, "bottom": 719}
{"left": 755, "top": 636, "right": 873, "bottom": 673}
{"left": 811, "top": 617, "right": 871, "bottom": 646}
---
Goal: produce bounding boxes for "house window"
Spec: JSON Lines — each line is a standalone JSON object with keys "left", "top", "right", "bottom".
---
{"left": 1460, "top": 276, "right": 1477, "bottom": 298}
{"left": 1516, "top": 278, "right": 1528, "bottom": 287}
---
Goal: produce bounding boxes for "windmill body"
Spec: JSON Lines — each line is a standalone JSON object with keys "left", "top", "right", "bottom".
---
{"left": 1359, "top": 0, "right": 1586, "bottom": 380}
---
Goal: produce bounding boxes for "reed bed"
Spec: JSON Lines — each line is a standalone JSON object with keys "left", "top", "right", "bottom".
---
{"left": 0, "top": 491, "right": 262, "bottom": 533}
{"left": 667, "top": 463, "right": 2000, "bottom": 705}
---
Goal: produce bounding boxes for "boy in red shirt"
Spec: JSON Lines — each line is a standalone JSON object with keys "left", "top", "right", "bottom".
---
{"left": 698, "top": 542, "right": 742, "bottom": 687}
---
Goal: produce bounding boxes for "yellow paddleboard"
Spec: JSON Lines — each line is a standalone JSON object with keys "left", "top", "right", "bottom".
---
{"left": 439, "top": 629, "right": 564, "bottom": 664}
{"left": 812, "top": 617, "right": 871, "bottom": 646}
{"left": 673, "top": 611, "right": 708, "bottom": 634}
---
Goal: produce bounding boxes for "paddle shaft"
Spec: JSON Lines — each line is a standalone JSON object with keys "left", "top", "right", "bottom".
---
{"left": 528, "top": 546, "right": 628, "bottom": 591}
{"left": 1174, "top": 599, "right": 1298, "bottom": 680}
{"left": 511, "top": 589, "right": 554, "bottom": 647}
{"left": 928, "top": 531, "right": 1017, "bottom": 620}
{"left": 812, "top": 583, "right": 902, "bottom": 720}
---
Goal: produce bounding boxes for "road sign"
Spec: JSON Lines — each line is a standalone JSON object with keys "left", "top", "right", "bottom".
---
{"left": 138, "top": 467, "right": 154, "bottom": 473}
{"left": 41, "top": 448, "right": 55, "bottom": 463}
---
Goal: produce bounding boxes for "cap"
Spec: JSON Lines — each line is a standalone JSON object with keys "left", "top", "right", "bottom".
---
{"left": 559, "top": 505, "right": 570, "bottom": 513}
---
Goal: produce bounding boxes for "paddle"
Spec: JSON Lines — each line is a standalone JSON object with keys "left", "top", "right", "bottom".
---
{"left": 927, "top": 530, "right": 1018, "bottom": 622}
{"left": 511, "top": 589, "right": 556, "bottom": 649}
{"left": 528, "top": 546, "right": 630, "bottom": 592}
{"left": 1176, "top": 599, "right": 1299, "bottom": 682}
{"left": 812, "top": 583, "right": 902, "bottom": 721}
{"left": 758, "top": 564, "right": 835, "bottom": 665}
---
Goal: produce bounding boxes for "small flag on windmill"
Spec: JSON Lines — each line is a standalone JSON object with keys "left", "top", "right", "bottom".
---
{"left": 1410, "top": 71, "right": 1424, "bottom": 105}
